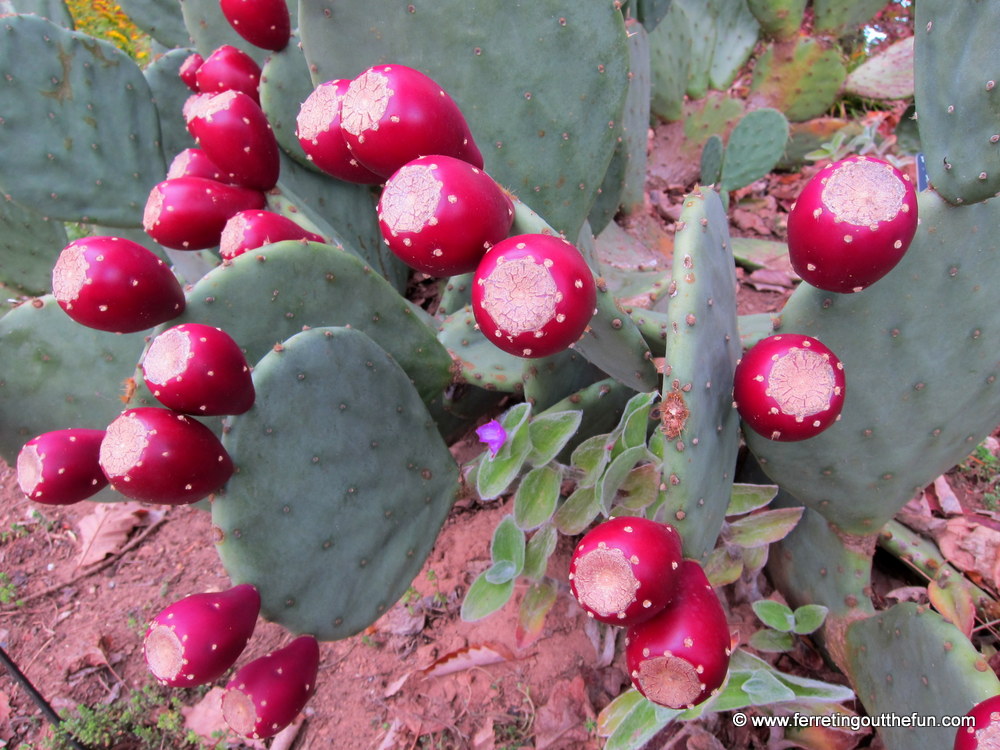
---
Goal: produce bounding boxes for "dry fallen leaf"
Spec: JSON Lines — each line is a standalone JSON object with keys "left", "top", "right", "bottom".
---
{"left": 75, "top": 501, "right": 151, "bottom": 567}
{"left": 937, "top": 515, "right": 1000, "bottom": 588}
{"left": 0, "top": 690, "right": 14, "bottom": 742}
{"left": 533, "top": 675, "right": 595, "bottom": 750}
{"left": 421, "top": 642, "right": 513, "bottom": 679}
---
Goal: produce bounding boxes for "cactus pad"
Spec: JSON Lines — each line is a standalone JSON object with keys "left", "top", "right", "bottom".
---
{"left": 214, "top": 326, "right": 459, "bottom": 640}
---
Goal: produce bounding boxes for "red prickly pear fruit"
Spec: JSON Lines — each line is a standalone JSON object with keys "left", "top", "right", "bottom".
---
{"left": 787, "top": 155, "right": 918, "bottom": 293}
{"left": 52, "top": 236, "right": 185, "bottom": 333}
{"left": 16, "top": 429, "right": 109, "bottom": 505}
{"left": 955, "top": 694, "right": 1000, "bottom": 749}
{"left": 219, "top": 0, "right": 291, "bottom": 52}
{"left": 166, "top": 148, "right": 228, "bottom": 182}
{"left": 144, "top": 584, "right": 260, "bottom": 687}
{"left": 339, "top": 64, "right": 484, "bottom": 178}
{"left": 142, "top": 323, "right": 255, "bottom": 416}
{"left": 195, "top": 44, "right": 261, "bottom": 103}
{"left": 568, "top": 516, "right": 684, "bottom": 626}
{"left": 733, "top": 333, "right": 846, "bottom": 442}
{"left": 98, "top": 407, "right": 234, "bottom": 505}
{"left": 185, "top": 90, "right": 280, "bottom": 191}
{"left": 377, "top": 155, "right": 515, "bottom": 276}
{"left": 143, "top": 176, "right": 266, "bottom": 251}
{"left": 219, "top": 210, "right": 326, "bottom": 260}
{"left": 179, "top": 52, "right": 204, "bottom": 92}
{"left": 625, "top": 560, "right": 732, "bottom": 710}
{"left": 295, "top": 79, "right": 384, "bottom": 185}
{"left": 472, "top": 233, "right": 597, "bottom": 359}
{"left": 222, "top": 635, "right": 320, "bottom": 740}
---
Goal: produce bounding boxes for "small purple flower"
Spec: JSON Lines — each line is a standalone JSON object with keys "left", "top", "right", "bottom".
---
{"left": 476, "top": 419, "right": 507, "bottom": 458}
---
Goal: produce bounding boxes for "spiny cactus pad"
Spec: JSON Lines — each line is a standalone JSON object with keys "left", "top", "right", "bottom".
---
{"left": 214, "top": 326, "right": 459, "bottom": 640}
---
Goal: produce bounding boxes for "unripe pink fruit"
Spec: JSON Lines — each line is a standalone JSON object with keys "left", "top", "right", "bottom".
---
{"left": 98, "top": 407, "right": 233, "bottom": 505}
{"left": 219, "top": 210, "right": 326, "bottom": 260}
{"left": 185, "top": 90, "right": 280, "bottom": 191}
{"left": 295, "top": 79, "right": 384, "bottom": 184}
{"left": 787, "top": 155, "right": 918, "bottom": 293}
{"left": 195, "top": 44, "right": 261, "bottom": 104}
{"left": 144, "top": 584, "right": 260, "bottom": 687}
{"left": 472, "top": 233, "right": 597, "bottom": 359}
{"left": 569, "top": 516, "right": 683, "bottom": 626}
{"left": 378, "top": 155, "right": 515, "bottom": 276}
{"left": 142, "top": 323, "right": 255, "bottom": 416}
{"left": 223, "top": 636, "right": 320, "bottom": 740}
{"left": 179, "top": 53, "right": 204, "bottom": 92}
{"left": 339, "top": 64, "right": 483, "bottom": 178}
{"left": 733, "top": 333, "right": 846, "bottom": 442}
{"left": 625, "top": 560, "right": 732, "bottom": 710}
{"left": 220, "top": 0, "right": 291, "bottom": 51}
{"left": 52, "top": 236, "right": 185, "bottom": 333}
{"left": 16, "top": 429, "right": 109, "bottom": 505}
{"left": 143, "top": 176, "right": 266, "bottom": 250}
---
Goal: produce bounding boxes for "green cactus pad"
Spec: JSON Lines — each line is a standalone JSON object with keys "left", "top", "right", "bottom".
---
{"left": 812, "top": 0, "right": 886, "bottom": 34}
{"left": 171, "top": 241, "right": 452, "bottom": 404}
{"left": 719, "top": 108, "right": 789, "bottom": 192}
{"left": 0, "top": 199, "right": 66, "bottom": 296}
{"left": 215, "top": 326, "right": 459, "bottom": 640}
{"left": 117, "top": 0, "right": 191, "bottom": 49}
{"left": 437, "top": 306, "right": 528, "bottom": 394}
{"left": 648, "top": 3, "right": 693, "bottom": 122}
{"left": 0, "top": 296, "right": 151, "bottom": 463}
{"left": 746, "top": 0, "right": 806, "bottom": 40}
{"left": 259, "top": 32, "right": 322, "bottom": 174}
{"left": 297, "top": 0, "right": 629, "bottom": 241}
{"left": 143, "top": 47, "right": 200, "bottom": 168}
{"left": 178, "top": 0, "right": 267, "bottom": 60}
{"left": 845, "top": 603, "right": 999, "bottom": 750}
{"left": 0, "top": 14, "right": 166, "bottom": 226}
{"left": 844, "top": 36, "right": 914, "bottom": 102}
{"left": 746, "top": 191, "right": 1000, "bottom": 535}
{"left": 653, "top": 188, "right": 741, "bottom": 559}
{"left": 914, "top": 0, "right": 1000, "bottom": 205}
{"left": 748, "top": 37, "right": 847, "bottom": 123}
{"left": 6, "top": 1, "right": 73, "bottom": 27}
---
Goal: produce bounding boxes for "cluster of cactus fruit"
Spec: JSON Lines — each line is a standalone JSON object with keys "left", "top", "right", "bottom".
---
{"left": 2, "top": 0, "right": 1000, "bottom": 747}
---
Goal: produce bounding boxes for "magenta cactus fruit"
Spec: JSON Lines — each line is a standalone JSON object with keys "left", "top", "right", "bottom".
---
{"left": 166, "top": 148, "right": 227, "bottom": 182}
{"left": 141, "top": 323, "right": 255, "bottom": 416}
{"left": 144, "top": 584, "right": 261, "bottom": 687}
{"left": 16, "top": 429, "right": 109, "bottom": 505}
{"left": 955, "top": 694, "right": 1000, "bottom": 750}
{"left": 51, "top": 236, "right": 185, "bottom": 333}
{"left": 472, "top": 233, "right": 597, "bottom": 358}
{"left": 179, "top": 52, "right": 204, "bottom": 92}
{"left": 195, "top": 44, "right": 262, "bottom": 103}
{"left": 143, "top": 176, "right": 266, "bottom": 250}
{"left": 219, "top": 210, "right": 326, "bottom": 260}
{"left": 339, "top": 64, "right": 484, "bottom": 178}
{"left": 786, "top": 155, "right": 918, "bottom": 293}
{"left": 733, "top": 333, "right": 846, "bottom": 442}
{"left": 98, "top": 407, "right": 234, "bottom": 505}
{"left": 185, "top": 90, "right": 280, "bottom": 191}
{"left": 377, "top": 155, "right": 515, "bottom": 276}
{"left": 625, "top": 560, "right": 732, "bottom": 710}
{"left": 219, "top": 0, "right": 291, "bottom": 52}
{"left": 295, "top": 79, "right": 383, "bottom": 185}
{"left": 568, "top": 516, "right": 683, "bottom": 626}
{"left": 222, "top": 635, "right": 320, "bottom": 740}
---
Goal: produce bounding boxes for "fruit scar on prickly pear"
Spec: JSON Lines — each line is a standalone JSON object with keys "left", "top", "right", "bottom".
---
{"left": 378, "top": 154, "right": 515, "bottom": 276}
{"left": 733, "top": 333, "right": 846, "bottom": 442}
{"left": 295, "top": 79, "right": 384, "bottom": 185}
{"left": 16, "top": 429, "right": 109, "bottom": 505}
{"left": 142, "top": 323, "right": 255, "bottom": 416}
{"left": 144, "top": 584, "right": 260, "bottom": 687}
{"left": 472, "top": 233, "right": 597, "bottom": 359}
{"left": 185, "top": 90, "right": 280, "bottom": 191}
{"left": 51, "top": 236, "right": 186, "bottom": 333}
{"left": 143, "top": 176, "right": 266, "bottom": 251}
{"left": 219, "top": 210, "right": 326, "bottom": 260}
{"left": 98, "top": 407, "right": 234, "bottom": 505}
{"left": 339, "top": 64, "right": 484, "bottom": 178}
{"left": 786, "top": 155, "right": 918, "bottom": 293}
{"left": 220, "top": 0, "right": 291, "bottom": 52}
{"left": 625, "top": 559, "right": 732, "bottom": 710}
{"left": 568, "top": 516, "right": 683, "bottom": 626}
{"left": 195, "top": 44, "right": 262, "bottom": 104}
{"left": 222, "top": 635, "right": 320, "bottom": 740}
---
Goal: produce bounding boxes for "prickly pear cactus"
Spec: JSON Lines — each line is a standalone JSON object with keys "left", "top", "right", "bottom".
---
{"left": 214, "top": 326, "right": 459, "bottom": 640}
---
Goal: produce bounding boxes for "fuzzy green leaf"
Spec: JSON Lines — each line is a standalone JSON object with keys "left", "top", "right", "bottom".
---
{"left": 749, "top": 629, "right": 795, "bottom": 653}
{"left": 490, "top": 515, "right": 526, "bottom": 578}
{"left": 461, "top": 572, "right": 515, "bottom": 622}
{"left": 727, "top": 483, "right": 780, "bottom": 517}
{"left": 725, "top": 507, "right": 804, "bottom": 548}
{"left": 752, "top": 599, "right": 795, "bottom": 632}
{"left": 791, "top": 604, "right": 829, "bottom": 635}
{"left": 522, "top": 524, "right": 558, "bottom": 581}
{"left": 514, "top": 465, "right": 563, "bottom": 531}
{"left": 528, "top": 410, "right": 583, "bottom": 466}
{"left": 552, "top": 485, "right": 601, "bottom": 536}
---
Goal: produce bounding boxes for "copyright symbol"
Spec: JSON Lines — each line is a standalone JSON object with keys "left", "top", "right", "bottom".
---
{"left": 733, "top": 712, "right": 747, "bottom": 727}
